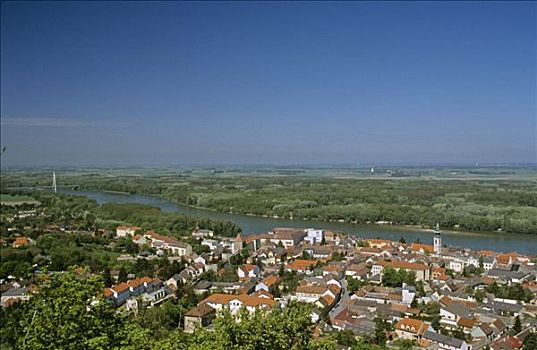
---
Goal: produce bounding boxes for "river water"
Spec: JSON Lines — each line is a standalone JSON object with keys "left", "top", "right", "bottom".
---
{"left": 64, "top": 190, "right": 537, "bottom": 255}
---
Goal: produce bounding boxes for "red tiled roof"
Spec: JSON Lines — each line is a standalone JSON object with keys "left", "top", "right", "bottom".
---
{"left": 411, "top": 243, "right": 434, "bottom": 253}
{"left": 250, "top": 290, "right": 274, "bottom": 299}
{"left": 117, "top": 226, "right": 141, "bottom": 231}
{"left": 378, "top": 260, "right": 428, "bottom": 271}
{"left": 13, "top": 237, "right": 29, "bottom": 246}
{"left": 240, "top": 264, "right": 259, "bottom": 272}
{"left": 201, "top": 293, "right": 277, "bottom": 308}
{"left": 395, "top": 318, "right": 430, "bottom": 336}
{"left": 458, "top": 318, "right": 477, "bottom": 329}
{"left": 262, "top": 275, "right": 280, "bottom": 287}
{"left": 287, "top": 259, "right": 318, "bottom": 271}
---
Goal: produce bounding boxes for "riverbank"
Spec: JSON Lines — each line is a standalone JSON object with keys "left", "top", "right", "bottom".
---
{"left": 61, "top": 189, "right": 537, "bottom": 255}
{"left": 154, "top": 194, "right": 520, "bottom": 238}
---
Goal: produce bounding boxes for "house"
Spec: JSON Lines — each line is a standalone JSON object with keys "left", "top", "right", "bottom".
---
{"left": 12, "top": 237, "right": 31, "bottom": 248}
{"left": 286, "top": 259, "right": 318, "bottom": 274}
{"left": 194, "top": 254, "right": 211, "bottom": 267}
{"left": 104, "top": 277, "right": 163, "bottom": 307}
{"left": 358, "top": 247, "right": 384, "bottom": 257}
{"left": 191, "top": 228, "right": 214, "bottom": 238}
{"left": 255, "top": 275, "right": 280, "bottom": 292}
{"left": 201, "top": 239, "right": 220, "bottom": 251}
{"left": 296, "top": 285, "right": 329, "bottom": 303}
{"left": 144, "top": 231, "right": 192, "bottom": 257}
{"left": 315, "top": 294, "right": 336, "bottom": 310}
{"left": 1, "top": 287, "right": 30, "bottom": 307}
{"left": 303, "top": 246, "right": 331, "bottom": 259}
{"left": 395, "top": 318, "right": 433, "bottom": 340}
{"left": 179, "top": 266, "right": 200, "bottom": 283}
{"left": 423, "top": 331, "right": 470, "bottom": 350}
{"left": 256, "top": 247, "right": 287, "bottom": 265}
{"left": 496, "top": 253, "right": 530, "bottom": 267}
{"left": 184, "top": 304, "right": 217, "bottom": 333}
{"left": 116, "top": 226, "right": 141, "bottom": 237}
{"left": 457, "top": 318, "right": 477, "bottom": 334}
{"left": 260, "top": 228, "right": 306, "bottom": 247}
{"left": 371, "top": 260, "right": 430, "bottom": 281}
{"left": 471, "top": 323, "right": 496, "bottom": 341}
{"left": 490, "top": 336, "right": 523, "bottom": 350}
{"left": 237, "top": 264, "right": 260, "bottom": 280}
{"left": 432, "top": 267, "right": 448, "bottom": 280}
{"left": 346, "top": 264, "right": 369, "bottom": 280}
{"left": 295, "top": 284, "right": 340, "bottom": 304}
{"left": 440, "top": 303, "right": 474, "bottom": 329}
{"left": 411, "top": 243, "right": 434, "bottom": 254}
{"left": 304, "top": 228, "right": 324, "bottom": 244}
{"left": 449, "top": 259, "right": 465, "bottom": 273}
{"left": 330, "top": 307, "right": 376, "bottom": 336}
{"left": 466, "top": 256, "right": 480, "bottom": 268}
{"left": 200, "top": 293, "right": 277, "bottom": 314}
{"left": 324, "top": 230, "right": 339, "bottom": 244}
{"left": 482, "top": 256, "right": 496, "bottom": 270}
{"left": 193, "top": 280, "right": 212, "bottom": 295}
{"left": 132, "top": 235, "right": 149, "bottom": 245}
{"left": 250, "top": 289, "right": 274, "bottom": 299}
{"left": 482, "top": 300, "right": 523, "bottom": 316}
{"left": 402, "top": 285, "right": 417, "bottom": 305}
{"left": 486, "top": 269, "right": 532, "bottom": 285}
{"left": 166, "top": 274, "right": 183, "bottom": 290}
{"left": 365, "top": 239, "right": 392, "bottom": 249}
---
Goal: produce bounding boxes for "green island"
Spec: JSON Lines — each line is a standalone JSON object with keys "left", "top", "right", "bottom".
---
{"left": 3, "top": 166, "right": 536, "bottom": 234}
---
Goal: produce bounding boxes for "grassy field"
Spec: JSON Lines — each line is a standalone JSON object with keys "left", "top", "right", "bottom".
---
{"left": 0, "top": 193, "right": 38, "bottom": 204}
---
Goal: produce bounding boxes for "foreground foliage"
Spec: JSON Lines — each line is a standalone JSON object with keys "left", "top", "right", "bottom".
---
{"left": 12, "top": 272, "right": 151, "bottom": 350}
{"left": 1, "top": 272, "right": 338, "bottom": 350}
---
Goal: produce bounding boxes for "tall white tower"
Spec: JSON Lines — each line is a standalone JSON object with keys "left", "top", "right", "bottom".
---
{"left": 433, "top": 223, "right": 442, "bottom": 254}
{"left": 52, "top": 171, "right": 57, "bottom": 193}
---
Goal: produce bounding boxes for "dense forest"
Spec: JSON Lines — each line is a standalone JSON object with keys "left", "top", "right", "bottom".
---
{"left": 3, "top": 170, "right": 535, "bottom": 234}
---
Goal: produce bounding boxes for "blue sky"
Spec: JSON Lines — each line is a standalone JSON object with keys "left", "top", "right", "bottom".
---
{"left": 1, "top": 1, "right": 535, "bottom": 166}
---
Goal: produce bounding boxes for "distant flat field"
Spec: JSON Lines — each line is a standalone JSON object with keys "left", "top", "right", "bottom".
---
{"left": 0, "top": 194, "right": 39, "bottom": 205}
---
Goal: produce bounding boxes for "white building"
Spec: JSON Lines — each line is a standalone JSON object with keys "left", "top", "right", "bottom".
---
{"left": 192, "top": 229, "right": 214, "bottom": 238}
{"left": 304, "top": 228, "right": 324, "bottom": 244}
{"left": 116, "top": 226, "right": 141, "bottom": 237}
{"left": 201, "top": 239, "right": 220, "bottom": 250}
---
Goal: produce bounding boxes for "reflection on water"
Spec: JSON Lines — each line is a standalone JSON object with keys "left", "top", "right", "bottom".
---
{"left": 63, "top": 190, "right": 537, "bottom": 255}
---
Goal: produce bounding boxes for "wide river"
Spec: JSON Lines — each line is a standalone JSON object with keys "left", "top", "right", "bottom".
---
{"left": 64, "top": 190, "right": 537, "bottom": 255}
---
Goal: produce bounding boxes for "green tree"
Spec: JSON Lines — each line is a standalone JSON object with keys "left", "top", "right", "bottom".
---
{"left": 513, "top": 316, "right": 522, "bottom": 335}
{"left": 373, "top": 317, "right": 389, "bottom": 346}
{"left": 190, "top": 303, "right": 335, "bottom": 350}
{"left": 523, "top": 332, "right": 537, "bottom": 350}
{"left": 431, "top": 316, "right": 441, "bottom": 331}
{"left": 335, "top": 329, "right": 357, "bottom": 346}
{"left": 103, "top": 267, "right": 113, "bottom": 288}
{"left": 118, "top": 267, "right": 128, "bottom": 283}
{"left": 17, "top": 271, "right": 152, "bottom": 350}
{"left": 346, "top": 276, "right": 364, "bottom": 293}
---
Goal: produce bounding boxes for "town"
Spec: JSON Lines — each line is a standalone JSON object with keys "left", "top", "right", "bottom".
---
{"left": 1, "top": 196, "right": 536, "bottom": 350}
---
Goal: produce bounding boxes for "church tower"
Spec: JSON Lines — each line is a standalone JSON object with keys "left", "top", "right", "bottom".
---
{"left": 232, "top": 234, "right": 243, "bottom": 255}
{"left": 433, "top": 223, "right": 442, "bottom": 254}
